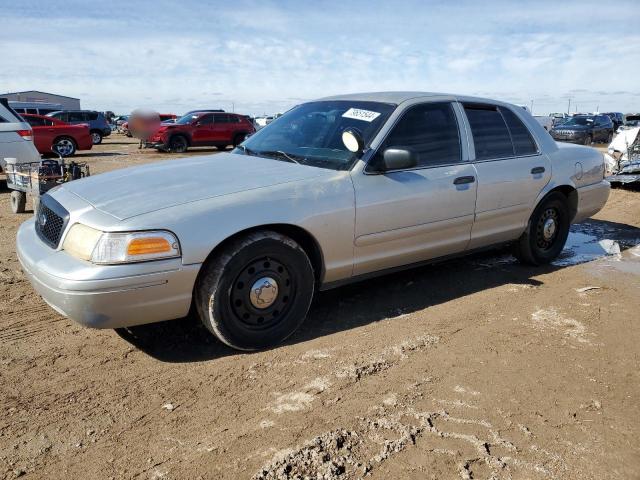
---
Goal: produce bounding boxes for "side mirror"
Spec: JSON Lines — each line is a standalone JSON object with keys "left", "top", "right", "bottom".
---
{"left": 381, "top": 147, "right": 418, "bottom": 171}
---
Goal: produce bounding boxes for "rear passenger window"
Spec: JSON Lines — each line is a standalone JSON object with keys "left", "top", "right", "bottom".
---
{"left": 378, "top": 102, "right": 461, "bottom": 167}
{"left": 68, "top": 112, "right": 85, "bottom": 122}
{"left": 464, "top": 105, "right": 513, "bottom": 160}
{"left": 87, "top": 112, "right": 99, "bottom": 120}
{"left": 500, "top": 108, "right": 537, "bottom": 155}
{"left": 214, "top": 114, "right": 230, "bottom": 123}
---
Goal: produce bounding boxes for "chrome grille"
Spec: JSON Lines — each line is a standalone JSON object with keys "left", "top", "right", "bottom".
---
{"left": 35, "top": 196, "right": 69, "bottom": 248}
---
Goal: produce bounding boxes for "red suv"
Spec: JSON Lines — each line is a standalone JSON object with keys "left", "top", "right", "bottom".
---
{"left": 148, "top": 112, "right": 255, "bottom": 153}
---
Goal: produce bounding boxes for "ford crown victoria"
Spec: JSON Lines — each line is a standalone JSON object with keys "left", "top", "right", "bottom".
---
{"left": 17, "top": 92, "right": 610, "bottom": 350}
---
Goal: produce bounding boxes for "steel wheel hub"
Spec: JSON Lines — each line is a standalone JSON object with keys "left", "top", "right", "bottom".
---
{"left": 91, "top": 133, "right": 100, "bottom": 143}
{"left": 230, "top": 257, "right": 293, "bottom": 328}
{"left": 543, "top": 217, "right": 556, "bottom": 241}
{"left": 249, "top": 277, "right": 279, "bottom": 309}
{"left": 536, "top": 208, "right": 559, "bottom": 250}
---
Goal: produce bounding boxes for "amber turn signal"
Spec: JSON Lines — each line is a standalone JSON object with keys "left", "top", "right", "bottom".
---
{"left": 127, "top": 237, "right": 173, "bottom": 256}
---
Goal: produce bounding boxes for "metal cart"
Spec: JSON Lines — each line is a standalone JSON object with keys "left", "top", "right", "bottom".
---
{"left": 5, "top": 157, "right": 90, "bottom": 214}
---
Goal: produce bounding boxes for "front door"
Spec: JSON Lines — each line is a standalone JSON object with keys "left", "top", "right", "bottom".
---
{"left": 191, "top": 113, "right": 215, "bottom": 145}
{"left": 211, "top": 114, "right": 232, "bottom": 144}
{"left": 351, "top": 102, "right": 478, "bottom": 276}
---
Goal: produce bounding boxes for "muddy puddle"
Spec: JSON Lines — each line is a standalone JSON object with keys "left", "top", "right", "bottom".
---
{"left": 554, "top": 221, "right": 640, "bottom": 269}
{"left": 473, "top": 220, "right": 640, "bottom": 271}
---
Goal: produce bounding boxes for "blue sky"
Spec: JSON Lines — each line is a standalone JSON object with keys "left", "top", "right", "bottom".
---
{"left": 1, "top": 0, "right": 639, "bottom": 116}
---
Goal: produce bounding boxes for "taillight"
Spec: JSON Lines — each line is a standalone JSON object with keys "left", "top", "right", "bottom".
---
{"left": 16, "top": 129, "right": 33, "bottom": 141}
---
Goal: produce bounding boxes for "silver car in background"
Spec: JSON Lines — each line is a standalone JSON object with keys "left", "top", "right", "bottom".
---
{"left": 17, "top": 92, "right": 610, "bottom": 350}
{"left": 0, "top": 98, "right": 40, "bottom": 172}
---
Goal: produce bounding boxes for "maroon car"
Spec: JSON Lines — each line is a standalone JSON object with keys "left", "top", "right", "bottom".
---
{"left": 147, "top": 112, "right": 255, "bottom": 153}
{"left": 21, "top": 114, "right": 93, "bottom": 157}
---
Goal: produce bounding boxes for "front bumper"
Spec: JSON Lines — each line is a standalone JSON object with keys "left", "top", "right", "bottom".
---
{"left": 17, "top": 218, "right": 201, "bottom": 329}
{"left": 551, "top": 132, "right": 587, "bottom": 144}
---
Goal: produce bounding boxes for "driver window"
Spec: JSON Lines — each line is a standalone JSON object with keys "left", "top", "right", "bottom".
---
{"left": 376, "top": 102, "right": 462, "bottom": 168}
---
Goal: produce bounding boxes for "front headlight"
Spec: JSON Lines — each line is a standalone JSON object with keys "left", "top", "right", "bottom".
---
{"left": 62, "top": 224, "right": 181, "bottom": 264}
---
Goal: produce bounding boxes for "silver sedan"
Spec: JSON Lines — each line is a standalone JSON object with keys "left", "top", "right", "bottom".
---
{"left": 17, "top": 92, "right": 610, "bottom": 350}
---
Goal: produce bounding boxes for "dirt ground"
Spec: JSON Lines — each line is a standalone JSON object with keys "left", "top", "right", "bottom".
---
{"left": 1, "top": 136, "right": 639, "bottom": 480}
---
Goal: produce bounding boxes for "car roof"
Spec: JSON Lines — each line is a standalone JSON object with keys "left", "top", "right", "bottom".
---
{"left": 316, "top": 91, "right": 524, "bottom": 108}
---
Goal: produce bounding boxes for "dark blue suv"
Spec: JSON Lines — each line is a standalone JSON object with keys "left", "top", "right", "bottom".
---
{"left": 46, "top": 110, "right": 111, "bottom": 144}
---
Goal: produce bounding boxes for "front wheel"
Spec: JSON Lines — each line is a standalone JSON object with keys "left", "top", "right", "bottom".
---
{"left": 169, "top": 135, "right": 188, "bottom": 153}
{"left": 606, "top": 132, "right": 613, "bottom": 144}
{"left": 513, "top": 192, "right": 570, "bottom": 265}
{"left": 583, "top": 135, "right": 592, "bottom": 146}
{"left": 195, "top": 231, "right": 315, "bottom": 351}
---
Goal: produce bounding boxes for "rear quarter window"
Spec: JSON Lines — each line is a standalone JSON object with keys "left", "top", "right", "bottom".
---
{"left": 464, "top": 105, "right": 514, "bottom": 160}
{"left": 500, "top": 108, "right": 538, "bottom": 155}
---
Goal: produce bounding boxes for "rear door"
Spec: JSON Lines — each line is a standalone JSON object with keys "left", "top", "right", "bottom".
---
{"left": 352, "top": 101, "right": 478, "bottom": 275}
{"left": 464, "top": 104, "right": 551, "bottom": 249}
{"left": 211, "top": 114, "right": 232, "bottom": 144}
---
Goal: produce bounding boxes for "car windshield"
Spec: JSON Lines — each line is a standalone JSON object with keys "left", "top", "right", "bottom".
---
{"left": 176, "top": 114, "right": 199, "bottom": 125}
{"left": 235, "top": 100, "right": 396, "bottom": 170}
{"left": 563, "top": 116, "right": 595, "bottom": 126}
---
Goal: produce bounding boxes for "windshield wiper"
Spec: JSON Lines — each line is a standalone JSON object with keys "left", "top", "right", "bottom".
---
{"left": 235, "top": 144, "right": 257, "bottom": 156}
{"left": 257, "top": 150, "right": 304, "bottom": 164}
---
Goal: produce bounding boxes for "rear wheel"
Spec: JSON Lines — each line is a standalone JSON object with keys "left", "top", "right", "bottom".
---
{"left": 53, "top": 137, "right": 77, "bottom": 156}
{"left": 513, "top": 192, "right": 570, "bottom": 265}
{"left": 169, "top": 135, "right": 188, "bottom": 153}
{"left": 195, "top": 231, "right": 315, "bottom": 351}
{"left": 91, "top": 131, "right": 103, "bottom": 144}
{"left": 233, "top": 133, "right": 246, "bottom": 147}
{"left": 10, "top": 191, "right": 26, "bottom": 214}
{"left": 606, "top": 131, "right": 613, "bottom": 143}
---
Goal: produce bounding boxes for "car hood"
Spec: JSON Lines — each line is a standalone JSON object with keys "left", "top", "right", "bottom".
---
{"left": 59, "top": 153, "right": 333, "bottom": 220}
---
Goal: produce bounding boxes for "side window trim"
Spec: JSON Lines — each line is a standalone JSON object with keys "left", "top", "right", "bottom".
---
{"left": 499, "top": 106, "right": 541, "bottom": 157}
{"left": 463, "top": 102, "right": 541, "bottom": 162}
{"left": 364, "top": 101, "right": 466, "bottom": 174}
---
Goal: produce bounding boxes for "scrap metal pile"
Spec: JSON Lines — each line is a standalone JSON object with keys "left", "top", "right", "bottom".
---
{"left": 605, "top": 127, "right": 640, "bottom": 185}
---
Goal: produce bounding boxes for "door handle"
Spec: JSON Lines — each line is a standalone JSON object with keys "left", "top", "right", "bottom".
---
{"left": 453, "top": 176, "right": 475, "bottom": 185}
{"left": 531, "top": 166, "right": 545, "bottom": 174}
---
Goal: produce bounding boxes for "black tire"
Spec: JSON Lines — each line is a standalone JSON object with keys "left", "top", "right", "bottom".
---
{"left": 90, "top": 131, "right": 103, "bottom": 145}
{"left": 169, "top": 135, "right": 188, "bottom": 153}
{"left": 195, "top": 231, "right": 315, "bottom": 351}
{"left": 217, "top": 145, "right": 228, "bottom": 151}
{"left": 583, "top": 134, "right": 592, "bottom": 146}
{"left": 10, "top": 191, "right": 26, "bottom": 214}
{"left": 53, "top": 136, "right": 77, "bottom": 157}
{"left": 233, "top": 133, "right": 246, "bottom": 147}
{"left": 513, "top": 192, "right": 570, "bottom": 265}
{"left": 606, "top": 131, "right": 613, "bottom": 144}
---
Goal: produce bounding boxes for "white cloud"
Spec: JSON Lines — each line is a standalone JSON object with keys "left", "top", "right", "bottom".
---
{"left": 1, "top": 0, "right": 639, "bottom": 115}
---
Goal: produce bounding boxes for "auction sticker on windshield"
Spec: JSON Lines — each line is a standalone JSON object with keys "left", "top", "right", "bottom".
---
{"left": 342, "top": 108, "right": 381, "bottom": 122}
